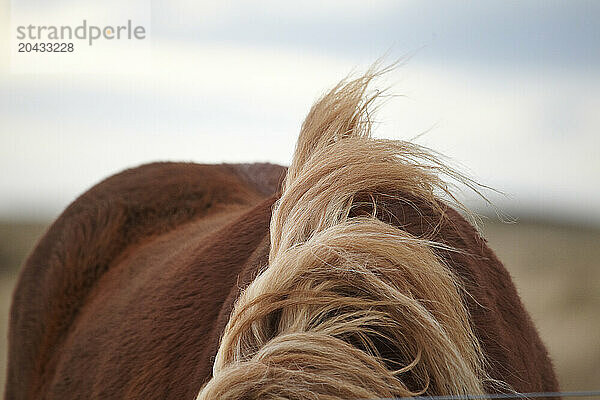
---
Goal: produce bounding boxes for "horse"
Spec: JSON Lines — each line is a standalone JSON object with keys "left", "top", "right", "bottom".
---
{"left": 5, "top": 70, "right": 559, "bottom": 399}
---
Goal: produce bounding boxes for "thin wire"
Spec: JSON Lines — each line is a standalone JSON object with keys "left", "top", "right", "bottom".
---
{"left": 379, "top": 391, "right": 600, "bottom": 400}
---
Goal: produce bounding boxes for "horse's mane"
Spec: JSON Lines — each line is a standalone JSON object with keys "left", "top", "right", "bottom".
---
{"left": 196, "top": 68, "right": 495, "bottom": 399}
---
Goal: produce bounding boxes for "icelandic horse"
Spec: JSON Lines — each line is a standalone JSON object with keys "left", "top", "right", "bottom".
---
{"left": 5, "top": 69, "right": 558, "bottom": 399}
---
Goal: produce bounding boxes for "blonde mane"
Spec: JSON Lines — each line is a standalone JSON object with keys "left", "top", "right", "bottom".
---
{"left": 196, "top": 69, "right": 493, "bottom": 399}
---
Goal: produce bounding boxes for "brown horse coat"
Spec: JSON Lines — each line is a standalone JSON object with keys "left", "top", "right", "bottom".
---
{"left": 6, "top": 161, "right": 558, "bottom": 399}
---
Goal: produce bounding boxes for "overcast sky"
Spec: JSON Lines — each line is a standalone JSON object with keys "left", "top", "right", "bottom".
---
{"left": 1, "top": 1, "right": 599, "bottom": 225}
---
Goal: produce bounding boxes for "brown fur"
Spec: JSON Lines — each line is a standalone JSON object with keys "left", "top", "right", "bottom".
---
{"left": 5, "top": 73, "right": 558, "bottom": 399}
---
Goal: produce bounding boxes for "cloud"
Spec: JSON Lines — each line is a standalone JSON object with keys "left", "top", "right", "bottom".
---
{"left": 1, "top": 2, "right": 599, "bottom": 224}
{"left": 150, "top": 1, "right": 600, "bottom": 69}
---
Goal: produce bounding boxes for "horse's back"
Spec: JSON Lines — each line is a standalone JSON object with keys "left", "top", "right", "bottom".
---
{"left": 6, "top": 162, "right": 284, "bottom": 400}
{"left": 6, "top": 165, "right": 559, "bottom": 399}
{"left": 356, "top": 196, "right": 559, "bottom": 393}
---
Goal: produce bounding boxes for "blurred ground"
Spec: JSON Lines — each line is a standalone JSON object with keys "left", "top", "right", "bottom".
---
{"left": 0, "top": 218, "right": 598, "bottom": 393}
{"left": 480, "top": 219, "right": 600, "bottom": 391}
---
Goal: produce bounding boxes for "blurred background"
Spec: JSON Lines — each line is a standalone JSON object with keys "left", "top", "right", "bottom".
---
{"left": 1, "top": 0, "right": 599, "bottom": 394}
